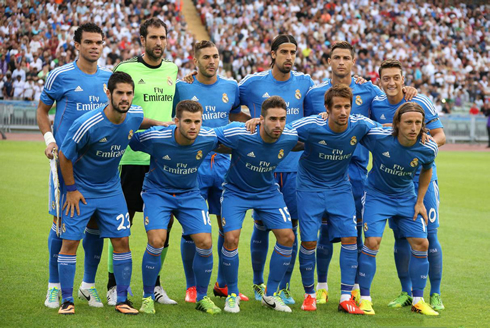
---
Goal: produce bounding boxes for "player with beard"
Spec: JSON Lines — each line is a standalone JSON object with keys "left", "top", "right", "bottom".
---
{"left": 106, "top": 18, "right": 178, "bottom": 306}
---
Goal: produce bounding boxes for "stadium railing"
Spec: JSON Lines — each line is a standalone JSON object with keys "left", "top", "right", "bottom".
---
{"left": 0, "top": 101, "right": 487, "bottom": 143}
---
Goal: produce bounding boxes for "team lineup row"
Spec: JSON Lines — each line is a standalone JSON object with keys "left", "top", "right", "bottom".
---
{"left": 37, "top": 18, "right": 445, "bottom": 316}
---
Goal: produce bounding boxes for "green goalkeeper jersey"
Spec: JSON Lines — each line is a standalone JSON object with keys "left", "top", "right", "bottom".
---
{"left": 115, "top": 55, "right": 178, "bottom": 165}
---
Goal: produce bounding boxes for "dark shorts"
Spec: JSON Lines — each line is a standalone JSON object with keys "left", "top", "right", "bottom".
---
{"left": 120, "top": 165, "right": 149, "bottom": 212}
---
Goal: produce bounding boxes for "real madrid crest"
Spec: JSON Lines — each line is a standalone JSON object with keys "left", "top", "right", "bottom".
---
{"left": 278, "top": 149, "right": 284, "bottom": 159}
{"left": 62, "top": 223, "right": 66, "bottom": 233}
{"left": 103, "top": 83, "right": 108, "bottom": 93}
{"left": 410, "top": 158, "right": 419, "bottom": 167}
{"left": 295, "top": 89, "right": 301, "bottom": 100}
{"left": 363, "top": 222, "right": 368, "bottom": 232}
{"left": 355, "top": 95, "right": 363, "bottom": 106}
{"left": 196, "top": 150, "right": 203, "bottom": 160}
{"left": 222, "top": 93, "right": 229, "bottom": 103}
{"left": 145, "top": 216, "right": 149, "bottom": 225}
{"left": 51, "top": 201, "right": 56, "bottom": 210}
{"left": 350, "top": 136, "right": 357, "bottom": 146}
{"left": 128, "top": 130, "right": 134, "bottom": 140}
{"left": 167, "top": 76, "right": 173, "bottom": 86}
{"left": 221, "top": 217, "right": 226, "bottom": 226}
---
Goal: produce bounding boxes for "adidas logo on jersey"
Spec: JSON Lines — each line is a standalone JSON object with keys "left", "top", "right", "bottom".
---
{"left": 247, "top": 152, "right": 256, "bottom": 157}
{"left": 382, "top": 151, "right": 390, "bottom": 158}
{"left": 380, "top": 114, "right": 386, "bottom": 120}
{"left": 162, "top": 155, "right": 171, "bottom": 160}
{"left": 74, "top": 86, "right": 83, "bottom": 92}
{"left": 99, "top": 137, "right": 108, "bottom": 143}
{"left": 318, "top": 140, "right": 327, "bottom": 145}
{"left": 191, "top": 96, "right": 199, "bottom": 101}
{"left": 262, "top": 92, "right": 270, "bottom": 98}
{"left": 138, "top": 79, "right": 146, "bottom": 84}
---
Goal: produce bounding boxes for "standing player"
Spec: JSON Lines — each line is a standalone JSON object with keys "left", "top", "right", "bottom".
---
{"left": 108, "top": 18, "right": 178, "bottom": 305}
{"left": 129, "top": 100, "right": 221, "bottom": 315}
{"left": 290, "top": 84, "right": 380, "bottom": 313}
{"left": 57, "top": 72, "right": 150, "bottom": 315}
{"left": 371, "top": 59, "right": 446, "bottom": 310}
{"left": 216, "top": 96, "right": 299, "bottom": 313}
{"left": 37, "top": 23, "right": 111, "bottom": 309}
{"left": 357, "top": 102, "right": 439, "bottom": 316}
{"left": 238, "top": 34, "right": 314, "bottom": 304}
{"left": 303, "top": 41, "right": 415, "bottom": 303}
{"left": 173, "top": 40, "right": 250, "bottom": 303}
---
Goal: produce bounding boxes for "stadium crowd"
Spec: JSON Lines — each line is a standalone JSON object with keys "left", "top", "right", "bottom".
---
{"left": 194, "top": 0, "right": 490, "bottom": 113}
{"left": 1, "top": 0, "right": 489, "bottom": 114}
{"left": 0, "top": 0, "right": 196, "bottom": 100}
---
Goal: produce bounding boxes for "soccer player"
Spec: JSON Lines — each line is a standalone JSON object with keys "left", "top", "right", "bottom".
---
{"left": 129, "top": 100, "right": 221, "bottom": 315}
{"left": 290, "top": 84, "right": 381, "bottom": 314}
{"left": 303, "top": 41, "right": 416, "bottom": 304}
{"left": 37, "top": 23, "right": 111, "bottom": 309}
{"left": 357, "top": 102, "right": 439, "bottom": 316}
{"left": 57, "top": 71, "right": 154, "bottom": 315}
{"left": 108, "top": 17, "right": 178, "bottom": 305}
{"left": 238, "top": 34, "right": 314, "bottom": 304}
{"left": 173, "top": 40, "right": 250, "bottom": 303}
{"left": 215, "top": 96, "right": 299, "bottom": 313}
{"left": 371, "top": 59, "right": 446, "bottom": 310}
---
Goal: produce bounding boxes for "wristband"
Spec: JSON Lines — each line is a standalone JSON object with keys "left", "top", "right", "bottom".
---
{"left": 66, "top": 184, "right": 77, "bottom": 192}
{"left": 43, "top": 132, "right": 56, "bottom": 147}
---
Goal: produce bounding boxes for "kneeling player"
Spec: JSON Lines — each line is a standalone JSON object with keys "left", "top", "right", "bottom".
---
{"left": 57, "top": 72, "right": 152, "bottom": 315}
{"left": 215, "top": 96, "right": 299, "bottom": 313}
{"left": 357, "top": 102, "right": 439, "bottom": 316}
{"left": 129, "top": 100, "right": 221, "bottom": 315}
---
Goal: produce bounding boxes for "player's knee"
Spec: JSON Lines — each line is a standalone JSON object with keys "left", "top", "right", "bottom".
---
{"left": 364, "top": 237, "right": 380, "bottom": 250}
{"left": 223, "top": 232, "right": 239, "bottom": 249}
{"left": 409, "top": 238, "right": 428, "bottom": 252}
{"left": 277, "top": 230, "right": 295, "bottom": 247}
{"left": 60, "top": 239, "right": 80, "bottom": 254}
{"left": 111, "top": 237, "right": 130, "bottom": 253}
{"left": 193, "top": 234, "right": 212, "bottom": 249}
{"left": 301, "top": 240, "right": 317, "bottom": 250}
{"left": 341, "top": 236, "right": 357, "bottom": 245}
{"left": 147, "top": 233, "right": 166, "bottom": 249}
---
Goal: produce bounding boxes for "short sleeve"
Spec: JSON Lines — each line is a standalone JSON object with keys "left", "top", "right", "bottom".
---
{"left": 60, "top": 118, "right": 89, "bottom": 163}
{"left": 214, "top": 122, "right": 244, "bottom": 149}
{"left": 230, "top": 82, "right": 241, "bottom": 113}
{"left": 40, "top": 69, "right": 66, "bottom": 105}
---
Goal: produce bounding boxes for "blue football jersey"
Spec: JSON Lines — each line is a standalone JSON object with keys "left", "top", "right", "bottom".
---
{"left": 290, "top": 114, "right": 381, "bottom": 191}
{"left": 371, "top": 94, "right": 443, "bottom": 183}
{"left": 304, "top": 78, "right": 384, "bottom": 171}
{"left": 41, "top": 61, "right": 112, "bottom": 146}
{"left": 214, "top": 122, "right": 298, "bottom": 193}
{"left": 238, "top": 70, "right": 314, "bottom": 172}
{"left": 60, "top": 105, "right": 144, "bottom": 198}
{"left": 361, "top": 127, "right": 438, "bottom": 196}
{"left": 129, "top": 125, "right": 219, "bottom": 193}
{"left": 173, "top": 75, "right": 240, "bottom": 162}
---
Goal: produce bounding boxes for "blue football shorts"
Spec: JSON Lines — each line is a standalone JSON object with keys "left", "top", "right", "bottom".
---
{"left": 142, "top": 189, "right": 212, "bottom": 235}
{"left": 197, "top": 154, "right": 230, "bottom": 216}
{"left": 61, "top": 193, "right": 130, "bottom": 240}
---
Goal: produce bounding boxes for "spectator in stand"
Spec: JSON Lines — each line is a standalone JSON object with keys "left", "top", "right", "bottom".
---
{"left": 3, "top": 72, "right": 13, "bottom": 100}
{"left": 12, "top": 75, "right": 25, "bottom": 100}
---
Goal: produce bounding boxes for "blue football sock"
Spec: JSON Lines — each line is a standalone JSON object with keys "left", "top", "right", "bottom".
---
{"left": 299, "top": 245, "right": 316, "bottom": 294}
{"left": 279, "top": 225, "right": 297, "bottom": 290}
{"left": 82, "top": 228, "right": 103, "bottom": 284}
{"left": 58, "top": 253, "right": 76, "bottom": 303}
{"left": 216, "top": 230, "right": 226, "bottom": 287}
{"left": 251, "top": 222, "right": 269, "bottom": 285}
{"left": 410, "top": 249, "right": 429, "bottom": 298}
{"left": 194, "top": 246, "right": 213, "bottom": 302}
{"left": 267, "top": 243, "right": 292, "bottom": 296}
{"left": 393, "top": 237, "right": 412, "bottom": 294}
{"left": 358, "top": 245, "right": 378, "bottom": 296}
{"left": 48, "top": 225, "right": 62, "bottom": 283}
{"left": 142, "top": 244, "right": 162, "bottom": 299}
{"left": 113, "top": 251, "right": 132, "bottom": 303}
{"left": 340, "top": 242, "right": 357, "bottom": 295}
{"left": 316, "top": 223, "right": 333, "bottom": 284}
{"left": 221, "top": 246, "right": 239, "bottom": 295}
{"left": 181, "top": 235, "right": 196, "bottom": 289}
{"left": 428, "top": 231, "right": 443, "bottom": 295}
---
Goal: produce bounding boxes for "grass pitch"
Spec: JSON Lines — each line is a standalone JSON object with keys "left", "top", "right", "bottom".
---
{"left": 0, "top": 140, "right": 488, "bottom": 327}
